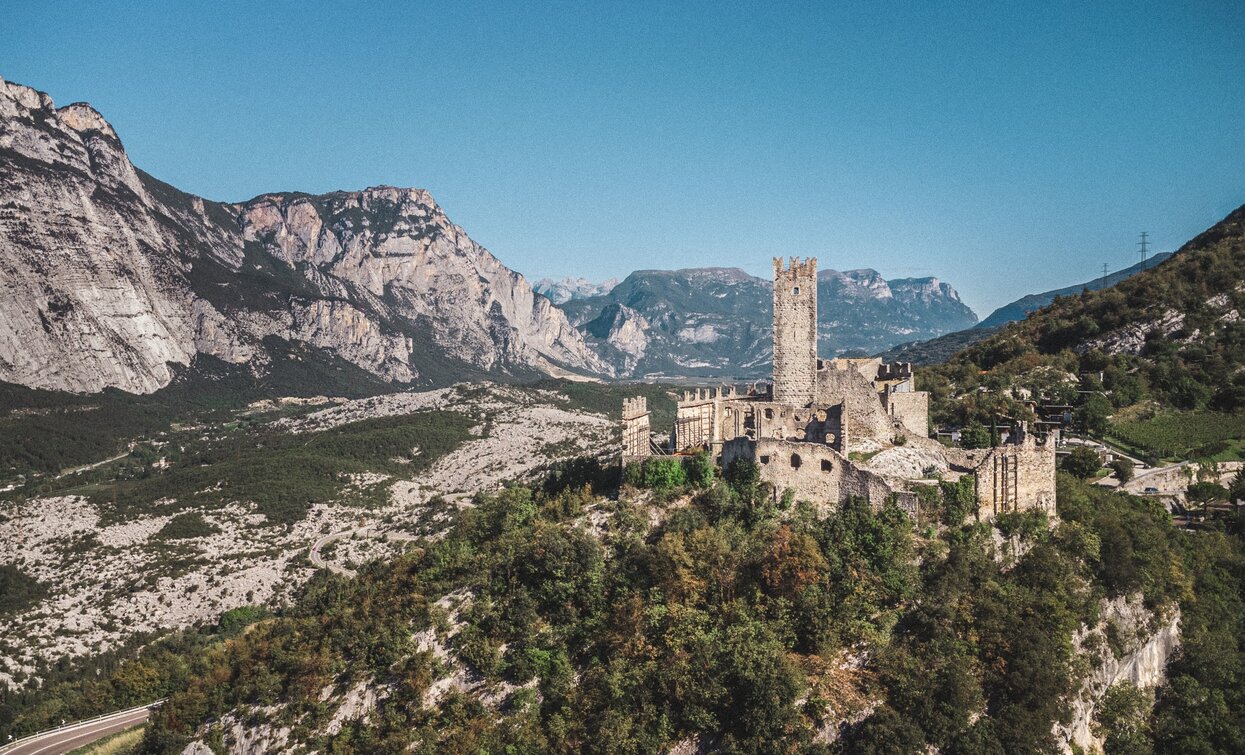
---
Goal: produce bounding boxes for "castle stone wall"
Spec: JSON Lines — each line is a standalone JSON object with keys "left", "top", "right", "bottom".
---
{"left": 885, "top": 390, "right": 929, "bottom": 438}
{"left": 964, "top": 435, "right": 1057, "bottom": 519}
{"left": 772, "top": 257, "right": 818, "bottom": 406}
{"left": 815, "top": 364, "right": 896, "bottom": 449}
{"left": 722, "top": 437, "right": 896, "bottom": 514}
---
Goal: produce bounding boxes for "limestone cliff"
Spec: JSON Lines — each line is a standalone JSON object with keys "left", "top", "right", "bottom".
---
{"left": 1055, "top": 594, "right": 1181, "bottom": 754}
{"left": 0, "top": 77, "right": 604, "bottom": 394}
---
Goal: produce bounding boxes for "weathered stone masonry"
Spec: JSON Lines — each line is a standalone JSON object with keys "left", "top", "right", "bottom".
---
{"left": 621, "top": 396, "right": 651, "bottom": 462}
{"left": 623, "top": 255, "right": 1056, "bottom": 521}
{"left": 772, "top": 257, "right": 818, "bottom": 406}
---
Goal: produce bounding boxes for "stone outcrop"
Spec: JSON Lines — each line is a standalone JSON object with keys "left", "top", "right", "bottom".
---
{"left": 1056, "top": 594, "right": 1181, "bottom": 753}
{"left": 0, "top": 76, "right": 605, "bottom": 393}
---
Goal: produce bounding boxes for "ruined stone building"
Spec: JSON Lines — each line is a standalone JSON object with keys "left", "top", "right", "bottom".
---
{"left": 621, "top": 256, "right": 1057, "bottom": 521}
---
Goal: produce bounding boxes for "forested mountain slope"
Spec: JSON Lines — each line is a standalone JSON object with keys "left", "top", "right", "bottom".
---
{"left": 976, "top": 251, "right": 1175, "bottom": 330}
{"left": 921, "top": 203, "right": 1245, "bottom": 457}
{"left": 8, "top": 465, "right": 1242, "bottom": 754}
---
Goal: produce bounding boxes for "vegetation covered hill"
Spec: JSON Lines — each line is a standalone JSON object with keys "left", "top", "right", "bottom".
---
{"left": 976, "top": 252, "right": 1175, "bottom": 330}
{"left": 7, "top": 462, "right": 1242, "bottom": 754}
{"left": 920, "top": 203, "right": 1245, "bottom": 460}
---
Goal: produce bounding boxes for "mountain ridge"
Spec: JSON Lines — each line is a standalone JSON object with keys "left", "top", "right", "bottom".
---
{"left": 976, "top": 251, "right": 1175, "bottom": 329}
{"left": 0, "top": 76, "right": 606, "bottom": 394}
{"left": 557, "top": 265, "right": 978, "bottom": 377}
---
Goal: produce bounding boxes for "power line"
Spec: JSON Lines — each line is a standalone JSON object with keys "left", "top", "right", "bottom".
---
{"left": 1138, "top": 231, "right": 1150, "bottom": 271}
{"left": 1101, "top": 262, "right": 1109, "bottom": 289}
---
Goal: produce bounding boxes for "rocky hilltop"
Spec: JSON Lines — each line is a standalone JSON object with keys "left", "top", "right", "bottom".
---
{"left": 558, "top": 266, "right": 977, "bottom": 378}
{"left": 0, "top": 77, "right": 605, "bottom": 394}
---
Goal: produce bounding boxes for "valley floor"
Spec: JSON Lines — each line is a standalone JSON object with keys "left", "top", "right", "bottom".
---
{"left": 0, "top": 384, "right": 612, "bottom": 690}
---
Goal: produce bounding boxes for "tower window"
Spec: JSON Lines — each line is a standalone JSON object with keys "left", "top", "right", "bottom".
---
{"left": 821, "top": 459, "right": 833, "bottom": 472}
{"left": 792, "top": 286, "right": 800, "bottom": 295}
{"left": 791, "top": 453, "right": 802, "bottom": 469}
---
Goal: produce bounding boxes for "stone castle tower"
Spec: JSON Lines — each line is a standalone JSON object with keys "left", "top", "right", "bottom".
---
{"left": 772, "top": 257, "right": 818, "bottom": 405}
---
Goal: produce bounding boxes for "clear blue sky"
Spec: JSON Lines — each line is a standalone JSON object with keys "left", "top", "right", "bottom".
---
{"left": 5, "top": 1, "right": 1243, "bottom": 315}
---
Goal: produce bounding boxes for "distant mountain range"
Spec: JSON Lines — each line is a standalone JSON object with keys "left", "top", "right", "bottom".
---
{"left": 878, "top": 252, "right": 1175, "bottom": 364}
{"left": 533, "top": 276, "right": 620, "bottom": 305}
{"left": 555, "top": 267, "right": 979, "bottom": 378}
{"left": 0, "top": 73, "right": 1183, "bottom": 393}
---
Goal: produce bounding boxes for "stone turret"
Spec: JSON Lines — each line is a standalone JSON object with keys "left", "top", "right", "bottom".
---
{"left": 772, "top": 257, "right": 818, "bottom": 406}
{"left": 621, "top": 396, "right": 652, "bottom": 461}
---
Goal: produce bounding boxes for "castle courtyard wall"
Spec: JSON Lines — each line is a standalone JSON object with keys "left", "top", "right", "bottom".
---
{"left": 721, "top": 437, "right": 896, "bottom": 513}
{"left": 884, "top": 390, "right": 929, "bottom": 438}
{"left": 960, "top": 438, "right": 1057, "bottom": 519}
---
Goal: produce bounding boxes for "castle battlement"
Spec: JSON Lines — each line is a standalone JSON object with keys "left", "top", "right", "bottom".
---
{"left": 621, "top": 396, "right": 648, "bottom": 420}
{"left": 773, "top": 256, "right": 817, "bottom": 280}
{"left": 678, "top": 386, "right": 740, "bottom": 404}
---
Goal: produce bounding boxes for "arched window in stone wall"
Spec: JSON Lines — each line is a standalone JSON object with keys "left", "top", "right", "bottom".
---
{"left": 791, "top": 453, "right": 802, "bottom": 469}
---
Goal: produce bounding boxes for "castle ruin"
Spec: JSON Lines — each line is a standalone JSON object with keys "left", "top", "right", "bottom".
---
{"left": 621, "top": 256, "right": 1056, "bottom": 520}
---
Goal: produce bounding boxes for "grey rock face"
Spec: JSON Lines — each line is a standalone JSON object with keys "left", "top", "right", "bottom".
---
{"left": 0, "top": 77, "right": 604, "bottom": 393}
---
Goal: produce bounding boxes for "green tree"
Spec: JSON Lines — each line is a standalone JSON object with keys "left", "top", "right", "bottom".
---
{"left": 682, "top": 452, "right": 715, "bottom": 488}
{"left": 1187, "top": 481, "right": 1227, "bottom": 505}
{"left": 960, "top": 422, "right": 991, "bottom": 450}
{"left": 1229, "top": 468, "right": 1245, "bottom": 502}
{"left": 1093, "top": 684, "right": 1153, "bottom": 755}
{"left": 1110, "top": 459, "right": 1134, "bottom": 483}
{"left": 642, "top": 457, "right": 687, "bottom": 489}
{"left": 1061, "top": 446, "right": 1102, "bottom": 479}
{"left": 1078, "top": 394, "right": 1112, "bottom": 437}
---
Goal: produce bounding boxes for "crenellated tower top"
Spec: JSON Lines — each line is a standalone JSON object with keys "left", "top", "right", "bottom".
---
{"left": 773, "top": 256, "right": 817, "bottom": 281}
{"left": 622, "top": 396, "right": 649, "bottom": 420}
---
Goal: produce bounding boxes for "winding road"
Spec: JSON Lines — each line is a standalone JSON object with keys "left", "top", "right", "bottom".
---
{"left": 309, "top": 527, "right": 416, "bottom": 578}
{"left": 0, "top": 700, "right": 162, "bottom": 755}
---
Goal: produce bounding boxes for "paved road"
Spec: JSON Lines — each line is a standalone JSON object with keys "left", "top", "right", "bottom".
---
{"left": 0, "top": 704, "right": 154, "bottom": 755}
{"left": 55, "top": 451, "right": 129, "bottom": 479}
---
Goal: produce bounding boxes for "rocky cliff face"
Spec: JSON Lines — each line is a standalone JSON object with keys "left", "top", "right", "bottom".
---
{"left": 0, "top": 77, "right": 604, "bottom": 394}
{"left": 559, "top": 267, "right": 977, "bottom": 379}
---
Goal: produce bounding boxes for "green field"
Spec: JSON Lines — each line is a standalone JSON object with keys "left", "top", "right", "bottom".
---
{"left": 1109, "top": 409, "right": 1245, "bottom": 461}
